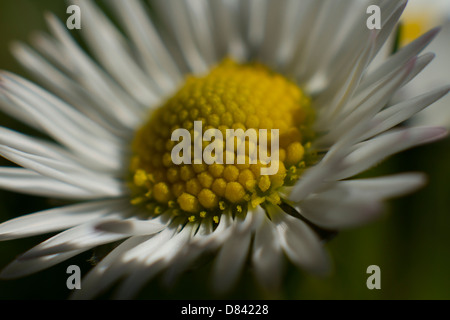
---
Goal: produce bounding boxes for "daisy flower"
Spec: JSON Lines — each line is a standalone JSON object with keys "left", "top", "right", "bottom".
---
{"left": 0, "top": 0, "right": 449, "bottom": 299}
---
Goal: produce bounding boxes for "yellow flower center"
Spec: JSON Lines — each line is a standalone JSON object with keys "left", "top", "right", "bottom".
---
{"left": 129, "top": 59, "right": 315, "bottom": 222}
{"left": 399, "top": 11, "right": 435, "bottom": 47}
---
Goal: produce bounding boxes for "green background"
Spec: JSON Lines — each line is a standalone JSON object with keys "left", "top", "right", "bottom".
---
{"left": 0, "top": 0, "right": 449, "bottom": 300}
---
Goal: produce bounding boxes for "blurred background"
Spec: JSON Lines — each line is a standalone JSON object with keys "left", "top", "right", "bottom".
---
{"left": 0, "top": 0, "right": 449, "bottom": 300}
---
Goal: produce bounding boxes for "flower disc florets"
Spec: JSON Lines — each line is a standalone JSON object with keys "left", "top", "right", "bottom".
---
{"left": 129, "top": 59, "right": 316, "bottom": 223}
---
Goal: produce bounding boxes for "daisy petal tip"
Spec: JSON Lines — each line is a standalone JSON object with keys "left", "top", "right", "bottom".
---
{"left": 395, "top": 173, "right": 428, "bottom": 194}
{"left": 0, "top": 227, "right": 18, "bottom": 241}
{"left": 9, "top": 41, "right": 23, "bottom": 53}
{"left": 405, "top": 127, "right": 448, "bottom": 146}
{"left": 43, "top": 11, "right": 56, "bottom": 22}
{"left": 413, "top": 172, "right": 428, "bottom": 187}
{"left": 443, "top": 85, "right": 450, "bottom": 95}
{"left": 349, "top": 201, "right": 386, "bottom": 230}
{"left": 0, "top": 271, "right": 10, "bottom": 281}
{"left": 424, "top": 127, "right": 449, "bottom": 142}
{"left": 0, "top": 265, "right": 20, "bottom": 280}
{"left": 421, "top": 52, "right": 436, "bottom": 64}
{"left": 0, "top": 234, "right": 14, "bottom": 242}
{"left": 429, "top": 26, "right": 442, "bottom": 38}
{"left": 303, "top": 252, "right": 333, "bottom": 278}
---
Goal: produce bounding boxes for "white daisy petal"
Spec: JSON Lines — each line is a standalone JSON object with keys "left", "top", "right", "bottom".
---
{"left": 115, "top": 223, "right": 195, "bottom": 299}
{"left": 0, "top": 126, "right": 123, "bottom": 177}
{"left": 109, "top": 0, "right": 182, "bottom": 92}
{"left": 271, "top": 0, "right": 316, "bottom": 70}
{"left": 300, "top": 197, "right": 383, "bottom": 230}
{"left": 183, "top": 0, "right": 219, "bottom": 66}
{"left": 363, "top": 86, "right": 450, "bottom": 140}
{"left": 360, "top": 27, "right": 441, "bottom": 93}
{"left": 288, "top": 158, "right": 339, "bottom": 203}
{"left": 209, "top": 209, "right": 262, "bottom": 294}
{"left": 314, "top": 33, "right": 376, "bottom": 131}
{"left": 44, "top": 14, "right": 144, "bottom": 129}
{"left": 144, "top": 224, "right": 197, "bottom": 266}
{"left": 0, "top": 73, "right": 125, "bottom": 172}
{"left": 153, "top": 0, "right": 209, "bottom": 74}
{"left": 299, "top": 173, "right": 426, "bottom": 229}
{"left": 252, "top": 214, "right": 284, "bottom": 291}
{"left": 333, "top": 173, "right": 427, "bottom": 199}
{"left": 102, "top": 228, "right": 172, "bottom": 298}
{"left": 257, "top": 0, "right": 290, "bottom": 65}
{"left": 0, "top": 167, "right": 99, "bottom": 199}
{"left": 121, "top": 221, "right": 180, "bottom": 264}
{"left": 239, "top": 0, "right": 270, "bottom": 58}
{"left": 0, "top": 144, "right": 125, "bottom": 196}
{"left": 0, "top": 71, "right": 122, "bottom": 147}
{"left": 269, "top": 207, "right": 330, "bottom": 275}
{"left": 70, "top": 236, "right": 152, "bottom": 300}
{"left": 321, "top": 56, "right": 418, "bottom": 143}
{"left": 400, "top": 52, "right": 436, "bottom": 87}
{"left": 283, "top": 0, "right": 326, "bottom": 75}
{"left": 71, "top": 0, "right": 159, "bottom": 107}
{"left": 162, "top": 222, "right": 215, "bottom": 287}
{"left": 208, "top": 0, "right": 246, "bottom": 60}
{"left": 311, "top": 0, "right": 406, "bottom": 95}
{"left": 333, "top": 127, "right": 447, "bottom": 181}
{"left": 292, "top": 125, "right": 446, "bottom": 203}
{"left": 369, "top": 0, "right": 408, "bottom": 58}
{"left": 0, "top": 127, "right": 82, "bottom": 164}
{"left": 30, "top": 30, "right": 78, "bottom": 75}
{"left": 0, "top": 199, "right": 128, "bottom": 241}
{"left": 0, "top": 250, "right": 85, "bottom": 280}
{"left": 162, "top": 214, "right": 241, "bottom": 288}
{"left": 10, "top": 42, "right": 132, "bottom": 139}
{"left": 16, "top": 219, "right": 127, "bottom": 260}
{"left": 296, "top": 0, "right": 367, "bottom": 85}
{"left": 211, "top": 225, "right": 252, "bottom": 294}
{"left": 0, "top": 88, "right": 39, "bottom": 131}
{"left": 192, "top": 211, "right": 234, "bottom": 248}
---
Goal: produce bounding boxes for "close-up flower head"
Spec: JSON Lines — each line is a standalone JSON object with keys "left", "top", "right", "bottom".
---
{"left": 0, "top": 0, "right": 449, "bottom": 301}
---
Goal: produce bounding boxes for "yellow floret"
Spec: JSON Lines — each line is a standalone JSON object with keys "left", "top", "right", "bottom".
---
{"left": 223, "top": 165, "right": 240, "bottom": 182}
{"left": 198, "top": 189, "right": 219, "bottom": 209}
{"left": 212, "top": 178, "right": 227, "bottom": 197}
{"left": 153, "top": 182, "right": 172, "bottom": 203}
{"left": 133, "top": 169, "right": 148, "bottom": 187}
{"left": 286, "top": 142, "right": 305, "bottom": 166}
{"left": 258, "top": 175, "right": 271, "bottom": 193}
{"left": 198, "top": 172, "right": 214, "bottom": 188}
{"left": 208, "top": 163, "right": 224, "bottom": 178}
{"left": 186, "top": 178, "right": 202, "bottom": 196}
{"left": 178, "top": 193, "right": 200, "bottom": 213}
{"left": 238, "top": 169, "right": 256, "bottom": 191}
{"left": 225, "top": 182, "right": 246, "bottom": 203}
